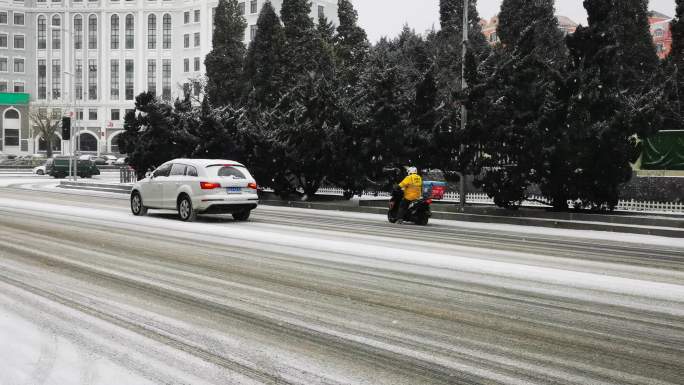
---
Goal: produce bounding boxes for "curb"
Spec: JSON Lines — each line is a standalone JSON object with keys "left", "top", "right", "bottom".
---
{"left": 56, "top": 181, "right": 684, "bottom": 238}
{"left": 58, "top": 181, "right": 133, "bottom": 194}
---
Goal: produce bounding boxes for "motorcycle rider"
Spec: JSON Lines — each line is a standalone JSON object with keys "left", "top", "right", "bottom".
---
{"left": 396, "top": 166, "right": 423, "bottom": 224}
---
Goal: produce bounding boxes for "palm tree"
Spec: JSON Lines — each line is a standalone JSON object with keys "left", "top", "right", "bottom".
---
{"left": 29, "top": 108, "right": 60, "bottom": 158}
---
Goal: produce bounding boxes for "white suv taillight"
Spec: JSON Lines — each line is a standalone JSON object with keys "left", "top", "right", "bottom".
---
{"left": 200, "top": 181, "right": 221, "bottom": 190}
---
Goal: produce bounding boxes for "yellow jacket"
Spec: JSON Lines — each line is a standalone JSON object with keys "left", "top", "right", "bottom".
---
{"left": 399, "top": 174, "right": 423, "bottom": 201}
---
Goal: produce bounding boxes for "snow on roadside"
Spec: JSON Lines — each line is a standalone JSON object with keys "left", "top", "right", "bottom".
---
{"left": 260, "top": 205, "right": 684, "bottom": 249}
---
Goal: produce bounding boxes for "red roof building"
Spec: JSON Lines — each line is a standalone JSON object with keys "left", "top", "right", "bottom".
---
{"left": 649, "top": 11, "right": 673, "bottom": 59}
{"left": 480, "top": 11, "right": 673, "bottom": 60}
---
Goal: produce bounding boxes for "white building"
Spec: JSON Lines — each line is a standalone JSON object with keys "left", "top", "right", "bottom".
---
{"left": 0, "top": 0, "right": 338, "bottom": 156}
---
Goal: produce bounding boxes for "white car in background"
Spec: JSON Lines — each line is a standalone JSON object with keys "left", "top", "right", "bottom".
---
{"left": 130, "top": 159, "right": 259, "bottom": 222}
{"left": 33, "top": 163, "right": 47, "bottom": 175}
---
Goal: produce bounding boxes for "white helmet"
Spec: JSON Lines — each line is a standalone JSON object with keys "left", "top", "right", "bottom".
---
{"left": 407, "top": 167, "right": 418, "bottom": 175}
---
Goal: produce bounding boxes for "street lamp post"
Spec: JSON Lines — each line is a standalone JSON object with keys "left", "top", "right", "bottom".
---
{"left": 456, "top": 0, "right": 469, "bottom": 211}
{"left": 60, "top": 19, "right": 79, "bottom": 181}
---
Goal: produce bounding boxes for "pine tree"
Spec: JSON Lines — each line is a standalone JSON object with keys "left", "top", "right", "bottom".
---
{"left": 334, "top": 0, "right": 369, "bottom": 93}
{"left": 117, "top": 93, "right": 185, "bottom": 179}
{"left": 467, "top": 0, "right": 568, "bottom": 209}
{"left": 317, "top": 14, "right": 336, "bottom": 46}
{"left": 270, "top": 72, "right": 341, "bottom": 198}
{"left": 243, "top": 2, "right": 285, "bottom": 108}
{"left": 355, "top": 39, "right": 411, "bottom": 184}
{"left": 205, "top": 0, "right": 247, "bottom": 107}
{"left": 435, "top": 0, "right": 489, "bottom": 102}
{"left": 280, "top": 0, "right": 333, "bottom": 84}
{"left": 563, "top": 0, "right": 664, "bottom": 209}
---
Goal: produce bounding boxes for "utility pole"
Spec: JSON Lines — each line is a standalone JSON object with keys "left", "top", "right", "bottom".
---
{"left": 457, "top": 0, "right": 469, "bottom": 211}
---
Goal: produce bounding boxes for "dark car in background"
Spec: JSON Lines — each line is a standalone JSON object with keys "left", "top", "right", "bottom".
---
{"left": 46, "top": 156, "right": 100, "bottom": 179}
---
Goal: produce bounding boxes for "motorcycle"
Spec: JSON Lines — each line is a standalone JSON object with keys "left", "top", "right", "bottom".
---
{"left": 387, "top": 186, "right": 432, "bottom": 225}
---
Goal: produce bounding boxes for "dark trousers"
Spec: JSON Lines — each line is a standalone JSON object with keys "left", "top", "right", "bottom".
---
{"left": 396, "top": 199, "right": 411, "bottom": 221}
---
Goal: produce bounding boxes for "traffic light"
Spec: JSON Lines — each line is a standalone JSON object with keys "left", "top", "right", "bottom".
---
{"left": 61, "top": 117, "right": 71, "bottom": 139}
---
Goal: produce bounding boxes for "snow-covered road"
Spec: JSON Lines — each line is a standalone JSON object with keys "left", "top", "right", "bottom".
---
{"left": 0, "top": 179, "right": 683, "bottom": 384}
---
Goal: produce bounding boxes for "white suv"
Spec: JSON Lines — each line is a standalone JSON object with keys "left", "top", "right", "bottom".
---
{"left": 130, "top": 159, "right": 259, "bottom": 221}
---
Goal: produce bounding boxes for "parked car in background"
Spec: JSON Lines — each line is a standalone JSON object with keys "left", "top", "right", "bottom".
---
{"left": 33, "top": 162, "right": 48, "bottom": 175}
{"left": 102, "top": 155, "right": 118, "bottom": 165}
{"left": 130, "top": 159, "right": 259, "bottom": 222}
{"left": 47, "top": 156, "right": 101, "bottom": 179}
{"left": 115, "top": 157, "right": 128, "bottom": 166}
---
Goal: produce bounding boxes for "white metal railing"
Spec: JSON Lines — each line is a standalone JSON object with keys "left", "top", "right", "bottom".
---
{"left": 313, "top": 187, "right": 684, "bottom": 215}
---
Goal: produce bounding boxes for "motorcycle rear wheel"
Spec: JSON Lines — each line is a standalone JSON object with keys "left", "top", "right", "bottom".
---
{"left": 415, "top": 213, "right": 429, "bottom": 226}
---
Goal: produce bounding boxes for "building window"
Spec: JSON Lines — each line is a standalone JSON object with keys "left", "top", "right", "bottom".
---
{"left": 318, "top": 5, "right": 324, "bottom": 20}
{"left": 194, "top": 9, "right": 200, "bottom": 23}
{"left": 4, "top": 129, "right": 19, "bottom": 146}
{"left": 147, "top": 59, "right": 156, "bottom": 96}
{"left": 110, "top": 136, "right": 119, "bottom": 154}
{"left": 88, "top": 109, "right": 97, "bottom": 120}
{"left": 74, "top": 15, "right": 83, "bottom": 49}
{"left": 0, "top": 58, "right": 6, "bottom": 72}
{"left": 0, "top": 82, "right": 6, "bottom": 92}
{"left": 88, "top": 15, "right": 97, "bottom": 49}
{"left": 162, "top": 14, "right": 171, "bottom": 49}
{"left": 110, "top": 60, "right": 119, "bottom": 100}
{"left": 13, "top": 35, "right": 24, "bottom": 49}
{"left": 184, "top": 11, "right": 190, "bottom": 24}
{"left": 238, "top": 2, "right": 245, "bottom": 16}
{"left": 147, "top": 14, "right": 156, "bottom": 49}
{"left": 194, "top": 57, "right": 200, "bottom": 72}
{"left": 51, "top": 60, "right": 60, "bottom": 99}
{"left": 14, "top": 13, "right": 24, "bottom": 26}
{"left": 250, "top": 0, "right": 257, "bottom": 14}
{"left": 0, "top": 12, "right": 7, "bottom": 25}
{"left": 183, "top": 58, "right": 189, "bottom": 73}
{"left": 125, "top": 59, "right": 134, "bottom": 100}
{"left": 184, "top": 33, "right": 189, "bottom": 48}
{"left": 162, "top": 59, "right": 171, "bottom": 100}
{"left": 0, "top": 34, "right": 6, "bottom": 48}
{"left": 193, "top": 81, "right": 200, "bottom": 97}
{"left": 52, "top": 29, "right": 61, "bottom": 50}
{"left": 111, "top": 15, "right": 119, "bottom": 49}
{"left": 111, "top": 109, "right": 120, "bottom": 121}
{"left": 37, "top": 60, "right": 47, "bottom": 99}
{"left": 194, "top": 32, "right": 200, "bottom": 47}
{"left": 52, "top": 14, "right": 60, "bottom": 27}
{"left": 79, "top": 133, "right": 97, "bottom": 152}
{"left": 75, "top": 59, "right": 83, "bottom": 100}
{"left": 250, "top": 25, "right": 257, "bottom": 40}
{"left": 38, "top": 16, "right": 47, "bottom": 49}
{"left": 88, "top": 59, "right": 97, "bottom": 100}
{"left": 125, "top": 14, "right": 135, "bottom": 49}
{"left": 13, "top": 58, "right": 24, "bottom": 73}
{"left": 13, "top": 82, "right": 24, "bottom": 93}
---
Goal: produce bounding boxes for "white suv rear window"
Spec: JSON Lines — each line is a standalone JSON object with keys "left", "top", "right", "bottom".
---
{"left": 207, "top": 165, "right": 249, "bottom": 179}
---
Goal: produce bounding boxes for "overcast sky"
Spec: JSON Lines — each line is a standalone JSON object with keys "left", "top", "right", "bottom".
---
{"left": 351, "top": 0, "right": 678, "bottom": 43}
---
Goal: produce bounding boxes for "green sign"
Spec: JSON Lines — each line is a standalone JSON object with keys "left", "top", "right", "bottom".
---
{"left": 642, "top": 131, "right": 684, "bottom": 170}
{"left": 0, "top": 92, "right": 30, "bottom": 105}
